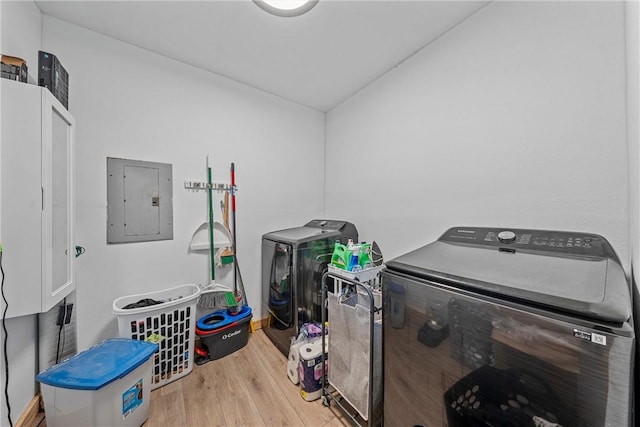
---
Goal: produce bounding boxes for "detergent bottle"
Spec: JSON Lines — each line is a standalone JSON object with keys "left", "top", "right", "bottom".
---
{"left": 331, "top": 241, "right": 349, "bottom": 270}
{"left": 346, "top": 240, "right": 361, "bottom": 271}
{"left": 347, "top": 252, "right": 359, "bottom": 271}
{"left": 359, "top": 242, "right": 373, "bottom": 269}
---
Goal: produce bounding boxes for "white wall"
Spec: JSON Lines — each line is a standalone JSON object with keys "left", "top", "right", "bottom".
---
{"left": 0, "top": 1, "right": 43, "bottom": 422}
{"left": 628, "top": 0, "right": 640, "bottom": 283}
{"left": 0, "top": 0, "right": 40, "bottom": 82}
{"left": 41, "top": 15, "right": 326, "bottom": 351}
{"left": 625, "top": 0, "right": 640, "bottom": 414}
{"left": 326, "top": 1, "right": 630, "bottom": 268}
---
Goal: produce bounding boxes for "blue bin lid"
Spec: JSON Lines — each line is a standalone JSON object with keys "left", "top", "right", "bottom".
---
{"left": 36, "top": 338, "right": 158, "bottom": 391}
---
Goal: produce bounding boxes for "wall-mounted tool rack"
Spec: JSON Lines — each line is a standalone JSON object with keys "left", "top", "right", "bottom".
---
{"left": 184, "top": 181, "right": 237, "bottom": 193}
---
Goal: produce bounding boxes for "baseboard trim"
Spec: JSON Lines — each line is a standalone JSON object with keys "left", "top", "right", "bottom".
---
{"left": 16, "top": 393, "right": 43, "bottom": 427}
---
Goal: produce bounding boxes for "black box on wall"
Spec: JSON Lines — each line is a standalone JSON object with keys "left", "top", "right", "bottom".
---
{"left": 38, "top": 50, "right": 69, "bottom": 109}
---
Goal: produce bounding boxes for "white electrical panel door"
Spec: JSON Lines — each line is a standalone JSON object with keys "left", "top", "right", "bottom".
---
{"left": 0, "top": 79, "right": 75, "bottom": 318}
{"left": 124, "top": 165, "right": 160, "bottom": 236}
{"left": 107, "top": 158, "right": 173, "bottom": 243}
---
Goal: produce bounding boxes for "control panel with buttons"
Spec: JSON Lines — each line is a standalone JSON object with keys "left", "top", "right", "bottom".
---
{"left": 441, "top": 227, "right": 614, "bottom": 258}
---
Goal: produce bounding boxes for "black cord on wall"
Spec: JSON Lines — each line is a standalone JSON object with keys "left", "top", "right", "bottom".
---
{"left": 55, "top": 298, "right": 67, "bottom": 365}
{"left": 1, "top": 247, "right": 13, "bottom": 427}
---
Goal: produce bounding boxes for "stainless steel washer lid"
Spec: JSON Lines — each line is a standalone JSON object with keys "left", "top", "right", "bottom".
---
{"left": 385, "top": 227, "right": 631, "bottom": 323}
{"left": 262, "top": 219, "right": 355, "bottom": 244}
{"left": 263, "top": 226, "right": 345, "bottom": 245}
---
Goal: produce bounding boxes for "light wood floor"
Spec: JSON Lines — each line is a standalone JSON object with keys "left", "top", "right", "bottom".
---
{"left": 145, "top": 329, "right": 354, "bottom": 427}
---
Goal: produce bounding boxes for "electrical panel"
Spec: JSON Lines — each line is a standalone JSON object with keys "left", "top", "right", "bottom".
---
{"left": 107, "top": 157, "right": 173, "bottom": 243}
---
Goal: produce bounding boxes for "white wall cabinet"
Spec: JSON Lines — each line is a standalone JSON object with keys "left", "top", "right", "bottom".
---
{"left": 1, "top": 79, "right": 75, "bottom": 318}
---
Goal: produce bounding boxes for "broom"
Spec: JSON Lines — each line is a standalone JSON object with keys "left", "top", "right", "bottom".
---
{"left": 197, "top": 160, "right": 237, "bottom": 311}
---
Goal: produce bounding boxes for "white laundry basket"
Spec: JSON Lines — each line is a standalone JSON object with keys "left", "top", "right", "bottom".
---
{"left": 113, "top": 284, "right": 201, "bottom": 390}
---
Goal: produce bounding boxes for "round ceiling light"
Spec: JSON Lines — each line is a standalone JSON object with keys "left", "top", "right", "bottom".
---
{"left": 254, "top": 0, "right": 319, "bottom": 17}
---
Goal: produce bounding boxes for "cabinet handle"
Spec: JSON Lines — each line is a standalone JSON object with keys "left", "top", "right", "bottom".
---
{"left": 41, "top": 187, "right": 44, "bottom": 211}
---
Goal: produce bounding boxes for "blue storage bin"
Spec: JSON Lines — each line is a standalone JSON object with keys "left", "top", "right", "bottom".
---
{"left": 36, "top": 338, "right": 158, "bottom": 427}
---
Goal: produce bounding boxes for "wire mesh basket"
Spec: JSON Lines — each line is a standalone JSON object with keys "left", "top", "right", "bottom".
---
{"left": 112, "top": 284, "right": 201, "bottom": 390}
{"left": 327, "top": 265, "right": 383, "bottom": 284}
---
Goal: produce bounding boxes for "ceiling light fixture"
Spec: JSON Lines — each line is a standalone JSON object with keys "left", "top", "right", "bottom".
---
{"left": 254, "top": 0, "right": 319, "bottom": 17}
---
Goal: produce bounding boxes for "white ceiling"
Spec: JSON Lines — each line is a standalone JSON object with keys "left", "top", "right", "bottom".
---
{"left": 36, "top": 0, "right": 489, "bottom": 112}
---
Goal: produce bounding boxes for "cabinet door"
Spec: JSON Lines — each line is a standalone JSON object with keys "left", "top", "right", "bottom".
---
{"left": 1, "top": 80, "right": 42, "bottom": 317}
{"left": 41, "top": 89, "right": 75, "bottom": 312}
{"left": 1, "top": 80, "right": 75, "bottom": 317}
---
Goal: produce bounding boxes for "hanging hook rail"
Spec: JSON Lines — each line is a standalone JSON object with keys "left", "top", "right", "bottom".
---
{"left": 184, "top": 181, "right": 237, "bottom": 192}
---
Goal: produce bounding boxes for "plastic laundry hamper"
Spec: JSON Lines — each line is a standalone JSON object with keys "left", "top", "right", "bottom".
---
{"left": 113, "top": 284, "right": 201, "bottom": 390}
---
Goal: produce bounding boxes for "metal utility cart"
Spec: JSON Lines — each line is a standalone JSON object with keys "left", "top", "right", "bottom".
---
{"left": 321, "top": 266, "right": 383, "bottom": 427}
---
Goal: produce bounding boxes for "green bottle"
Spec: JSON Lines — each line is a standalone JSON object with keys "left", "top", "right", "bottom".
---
{"left": 331, "top": 241, "right": 349, "bottom": 269}
{"left": 359, "top": 242, "right": 372, "bottom": 269}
